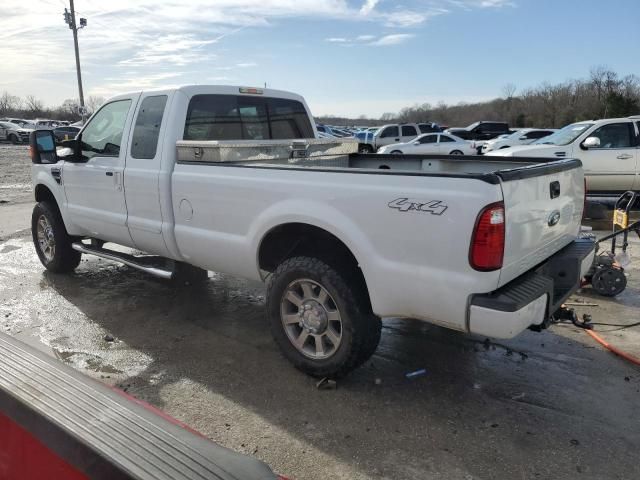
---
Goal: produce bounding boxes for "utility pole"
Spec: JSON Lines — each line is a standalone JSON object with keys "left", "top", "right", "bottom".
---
{"left": 63, "top": 1, "right": 87, "bottom": 117}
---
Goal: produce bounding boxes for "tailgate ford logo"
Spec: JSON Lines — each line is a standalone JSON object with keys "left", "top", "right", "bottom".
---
{"left": 547, "top": 210, "right": 561, "bottom": 227}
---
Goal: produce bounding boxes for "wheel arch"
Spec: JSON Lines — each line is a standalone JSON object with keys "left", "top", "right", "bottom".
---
{"left": 257, "top": 222, "right": 373, "bottom": 312}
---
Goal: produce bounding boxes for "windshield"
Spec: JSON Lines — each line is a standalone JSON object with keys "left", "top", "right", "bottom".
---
{"left": 464, "top": 121, "right": 480, "bottom": 130}
{"left": 533, "top": 123, "right": 592, "bottom": 146}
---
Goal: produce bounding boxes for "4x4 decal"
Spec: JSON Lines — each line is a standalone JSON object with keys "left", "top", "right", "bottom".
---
{"left": 388, "top": 198, "right": 448, "bottom": 215}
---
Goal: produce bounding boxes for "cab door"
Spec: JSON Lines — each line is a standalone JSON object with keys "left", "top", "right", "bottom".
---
{"left": 375, "top": 125, "right": 400, "bottom": 148}
{"left": 580, "top": 121, "right": 638, "bottom": 193}
{"left": 123, "top": 92, "right": 171, "bottom": 256}
{"left": 400, "top": 124, "right": 418, "bottom": 143}
{"left": 62, "top": 95, "right": 139, "bottom": 245}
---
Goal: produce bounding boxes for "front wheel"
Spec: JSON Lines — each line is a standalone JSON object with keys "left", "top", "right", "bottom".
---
{"left": 358, "top": 144, "right": 373, "bottom": 154}
{"left": 390, "top": 150, "right": 403, "bottom": 155}
{"left": 32, "top": 202, "right": 81, "bottom": 273}
{"left": 449, "top": 150, "right": 464, "bottom": 155}
{"left": 9, "top": 134, "right": 19, "bottom": 145}
{"left": 266, "top": 256, "right": 381, "bottom": 378}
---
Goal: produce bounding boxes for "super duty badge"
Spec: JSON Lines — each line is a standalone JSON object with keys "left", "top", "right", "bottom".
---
{"left": 388, "top": 198, "right": 448, "bottom": 215}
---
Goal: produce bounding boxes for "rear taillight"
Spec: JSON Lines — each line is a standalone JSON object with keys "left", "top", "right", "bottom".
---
{"left": 470, "top": 201, "right": 505, "bottom": 271}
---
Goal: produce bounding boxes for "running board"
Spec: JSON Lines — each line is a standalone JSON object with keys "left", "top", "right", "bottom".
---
{"left": 72, "top": 243, "right": 173, "bottom": 280}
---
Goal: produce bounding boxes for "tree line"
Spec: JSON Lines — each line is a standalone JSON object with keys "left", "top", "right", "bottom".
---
{"left": 0, "top": 92, "right": 105, "bottom": 121}
{"left": 317, "top": 67, "right": 640, "bottom": 128}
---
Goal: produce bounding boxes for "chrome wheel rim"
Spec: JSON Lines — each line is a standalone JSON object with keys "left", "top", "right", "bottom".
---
{"left": 36, "top": 214, "right": 55, "bottom": 262}
{"left": 280, "top": 278, "right": 342, "bottom": 360}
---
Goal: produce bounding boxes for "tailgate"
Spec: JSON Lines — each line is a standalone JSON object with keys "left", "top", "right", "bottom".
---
{"left": 498, "top": 159, "right": 584, "bottom": 286}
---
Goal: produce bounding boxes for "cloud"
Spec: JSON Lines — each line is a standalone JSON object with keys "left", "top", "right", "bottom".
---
{"left": 385, "top": 9, "right": 448, "bottom": 27}
{"left": 368, "top": 33, "right": 414, "bottom": 46}
{"left": 359, "top": 0, "right": 379, "bottom": 15}
{"left": 325, "top": 37, "right": 348, "bottom": 42}
{"left": 356, "top": 35, "right": 375, "bottom": 41}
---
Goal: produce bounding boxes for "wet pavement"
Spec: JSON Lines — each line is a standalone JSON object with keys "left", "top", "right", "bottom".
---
{"left": 1, "top": 144, "right": 640, "bottom": 479}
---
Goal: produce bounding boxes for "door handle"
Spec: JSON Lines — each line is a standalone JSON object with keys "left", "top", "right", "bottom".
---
{"left": 616, "top": 154, "right": 633, "bottom": 160}
{"left": 105, "top": 171, "right": 114, "bottom": 176}
{"left": 394, "top": 138, "right": 400, "bottom": 141}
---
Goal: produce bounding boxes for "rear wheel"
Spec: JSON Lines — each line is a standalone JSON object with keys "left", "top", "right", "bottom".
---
{"left": 390, "top": 150, "right": 403, "bottom": 155}
{"left": 32, "top": 202, "right": 81, "bottom": 273}
{"left": 266, "top": 256, "right": 381, "bottom": 378}
{"left": 449, "top": 150, "right": 463, "bottom": 155}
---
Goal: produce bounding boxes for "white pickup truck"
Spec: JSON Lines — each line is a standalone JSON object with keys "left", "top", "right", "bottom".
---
{"left": 486, "top": 117, "right": 640, "bottom": 195}
{"left": 29, "top": 85, "right": 594, "bottom": 378}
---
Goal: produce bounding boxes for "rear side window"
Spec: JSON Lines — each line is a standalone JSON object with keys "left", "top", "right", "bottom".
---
{"left": 183, "top": 94, "right": 314, "bottom": 141}
{"left": 419, "top": 134, "right": 438, "bottom": 144}
{"left": 439, "top": 135, "right": 455, "bottom": 143}
{"left": 131, "top": 95, "right": 167, "bottom": 159}
{"left": 380, "top": 126, "right": 399, "bottom": 138}
{"left": 401, "top": 125, "right": 417, "bottom": 137}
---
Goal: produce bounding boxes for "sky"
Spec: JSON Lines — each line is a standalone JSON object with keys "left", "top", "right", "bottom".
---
{"left": 1, "top": 0, "right": 639, "bottom": 118}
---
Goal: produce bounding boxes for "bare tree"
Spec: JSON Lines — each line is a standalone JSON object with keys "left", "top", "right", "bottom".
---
{"left": 85, "top": 95, "right": 105, "bottom": 114}
{"left": 24, "top": 95, "right": 44, "bottom": 114}
{"left": 0, "top": 91, "right": 21, "bottom": 114}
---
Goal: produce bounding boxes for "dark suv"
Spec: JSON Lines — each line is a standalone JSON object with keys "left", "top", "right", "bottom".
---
{"left": 446, "top": 121, "right": 510, "bottom": 141}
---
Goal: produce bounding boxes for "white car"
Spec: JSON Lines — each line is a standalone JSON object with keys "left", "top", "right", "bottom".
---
{"left": 377, "top": 133, "right": 475, "bottom": 155}
{"left": 486, "top": 117, "right": 640, "bottom": 194}
{"left": 482, "top": 128, "right": 556, "bottom": 153}
{"left": 29, "top": 84, "right": 593, "bottom": 377}
{"left": 0, "top": 121, "right": 34, "bottom": 144}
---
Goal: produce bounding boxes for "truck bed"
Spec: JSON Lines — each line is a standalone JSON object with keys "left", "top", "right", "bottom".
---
{"left": 176, "top": 138, "right": 582, "bottom": 183}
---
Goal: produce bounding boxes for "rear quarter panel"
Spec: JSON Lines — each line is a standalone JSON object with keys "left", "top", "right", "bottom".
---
{"left": 171, "top": 166, "right": 502, "bottom": 331}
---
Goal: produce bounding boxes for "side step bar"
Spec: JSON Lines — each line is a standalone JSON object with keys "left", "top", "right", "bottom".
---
{"left": 72, "top": 243, "right": 173, "bottom": 280}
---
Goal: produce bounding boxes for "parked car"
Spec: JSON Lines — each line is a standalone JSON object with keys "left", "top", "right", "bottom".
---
{"left": 482, "top": 128, "right": 557, "bottom": 153}
{"left": 377, "top": 132, "right": 475, "bottom": 155}
{"left": 446, "top": 121, "right": 511, "bottom": 142}
{"left": 0, "top": 117, "right": 29, "bottom": 127}
{"left": 0, "top": 121, "right": 33, "bottom": 143}
{"left": 52, "top": 126, "right": 81, "bottom": 144}
{"left": 418, "top": 122, "right": 442, "bottom": 133}
{"left": 358, "top": 123, "right": 423, "bottom": 153}
{"left": 29, "top": 84, "right": 593, "bottom": 378}
{"left": 486, "top": 117, "right": 640, "bottom": 194}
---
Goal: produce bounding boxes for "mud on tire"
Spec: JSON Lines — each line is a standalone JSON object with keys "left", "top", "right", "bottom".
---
{"left": 266, "top": 256, "right": 381, "bottom": 378}
{"left": 31, "top": 201, "right": 81, "bottom": 273}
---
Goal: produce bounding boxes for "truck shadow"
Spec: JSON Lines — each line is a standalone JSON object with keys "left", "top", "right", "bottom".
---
{"left": 41, "top": 263, "right": 640, "bottom": 480}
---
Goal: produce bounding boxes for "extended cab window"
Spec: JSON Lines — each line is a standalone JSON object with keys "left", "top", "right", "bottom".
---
{"left": 401, "top": 126, "right": 417, "bottom": 137}
{"left": 380, "top": 126, "right": 399, "bottom": 138}
{"left": 590, "top": 123, "right": 634, "bottom": 149}
{"left": 81, "top": 99, "right": 132, "bottom": 160}
{"left": 183, "top": 95, "right": 313, "bottom": 141}
{"left": 131, "top": 95, "right": 167, "bottom": 159}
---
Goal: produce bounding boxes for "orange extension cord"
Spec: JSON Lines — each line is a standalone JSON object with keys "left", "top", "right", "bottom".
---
{"left": 585, "top": 329, "right": 640, "bottom": 366}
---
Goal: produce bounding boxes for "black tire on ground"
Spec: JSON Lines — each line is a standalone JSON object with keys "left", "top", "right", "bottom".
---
{"left": 266, "top": 256, "right": 381, "bottom": 378}
{"left": 390, "top": 150, "right": 403, "bottom": 155}
{"left": 449, "top": 150, "right": 463, "bottom": 155}
{"left": 172, "top": 261, "right": 209, "bottom": 285}
{"left": 591, "top": 266, "right": 627, "bottom": 297}
{"left": 31, "top": 202, "right": 81, "bottom": 273}
{"left": 9, "top": 134, "right": 19, "bottom": 145}
{"left": 358, "top": 144, "right": 374, "bottom": 154}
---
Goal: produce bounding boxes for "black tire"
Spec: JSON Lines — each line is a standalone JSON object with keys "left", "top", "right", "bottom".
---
{"left": 31, "top": 202, "right": 81, "bottom": 273}
{"left": 266, "top": 256, "right": 381, "bottom": 378}
{"left": 591, "top": 266, "right": 627, "bottom": 297}
{"left": 390, "top": 150, "right": 403, "bottom": 155}
{"left": 449, "top": 150, "right": 463, "bottom": 155}
{"left": 9, "top": 134, "right": 19, "bottom": 145}
{"left": 358, "top": 144, "right": 373, "bottom": 154}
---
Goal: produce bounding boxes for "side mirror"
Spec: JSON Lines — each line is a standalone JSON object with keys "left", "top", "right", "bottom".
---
{"left": 29, "top": 130, "right": 58, "bottom": 164}
{"left": 519, "top": 136, "right": 527, "bottom": 141}
{"left": 413, "top": 141, "right": 420, "bottom": 145}
{"left": 582, "top": 136, "right": 600, "bottom": 150}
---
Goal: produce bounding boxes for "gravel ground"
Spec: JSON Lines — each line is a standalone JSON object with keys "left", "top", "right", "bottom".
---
{"left": 1, "top": 144, "right": 639, "bottom": 480}
{"left": 0, "top": 144, "right": 32, "bottom": 206}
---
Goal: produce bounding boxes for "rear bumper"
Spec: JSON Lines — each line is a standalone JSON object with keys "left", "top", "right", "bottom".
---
{"left": 468, "top": 238, "right": 595, "bottom": 339}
